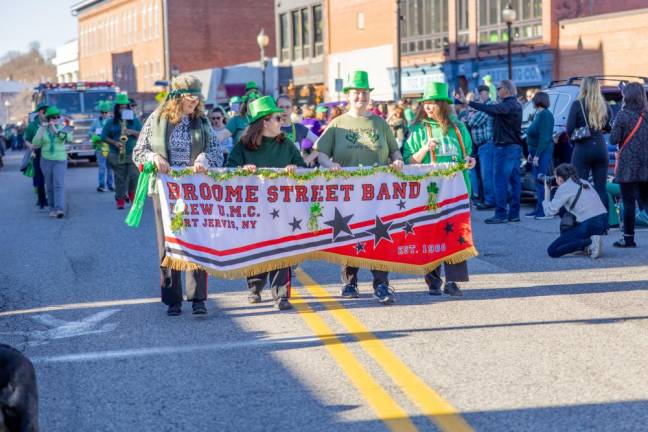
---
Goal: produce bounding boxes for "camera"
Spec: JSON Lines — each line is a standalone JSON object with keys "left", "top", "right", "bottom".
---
{"left": 537, "top": 174, "right": 557, "bottom": 187}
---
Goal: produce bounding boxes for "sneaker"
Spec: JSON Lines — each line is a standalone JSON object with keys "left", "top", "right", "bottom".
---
{"left": 48, "top": 210, "right": 57, "bottom": 218}
{"left": 534, "top": 214, "right": 553, "bottom": 220}
{"left": 192, "top": 300, "right": 207, "bottom": 315}
{"left": 508, "top": 216, "right": 521, "bottom": 223}
{"left": 56, "top": 211, "right": 65, "bottom": 219}
{"left": 340, "top": 283, "right": 359, "bottom": 298}
{"left": 589, "top": 235, "right": 602, "bottom": 259}
{"left": 248, "top": 292, "right": 262, "bottom": 304}
{"left": 428, "top": 285, "right": 442, "bottom": 296}
{"left": 485, "top": 217, "right": 508, "bottom": 224}
{"left": 167, "top": 303, "right": 182, "bottom": 316}
{"left": 116, "top": 198, "right": 125, "bottom": 209}
{"left": 443, "top": 281, "right": 464, "bottom": 297}
{"left": 97, "top": 186, "right": 106, "bottom": 192}
{"left": 524, "top": 211, "right": 538, "bottom": 219}
{"left": 275, "top": 298, "right": 293, "bottom": 310}
{"left": 373, "top": 283, "right": 395, "bottom": 305}
{"left": 108, "top": 186, "right": 115, "bottom": 192}
{"left": 475, "top": 203, "right": 495, "bottom": 211}
{"left": 613, "top": 238, "right": 637, "bottom": 248}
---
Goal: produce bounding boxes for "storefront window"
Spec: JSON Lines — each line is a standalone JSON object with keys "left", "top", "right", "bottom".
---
{"left": 313, "top": 5, "right": 323, "bottom": 56}
{"left": 402, "top": 0, "right": 449, "bottom": 54}
{"left": 302, "top": 8, "right": 311, "bottom": 58}
{"left": 282, "top": 4, "right": 323, "bottom": 61}
{"left": 280, "top": 13, "right": 289, "bottom": 62}
{"left": 457, "top": 0, "right": 469, "bottom": 50}
{"left": 292, "top": 10, "right": 302, "bottom": 60}
{"left": 478, "top": 0, "right": 542, "bottom": 45}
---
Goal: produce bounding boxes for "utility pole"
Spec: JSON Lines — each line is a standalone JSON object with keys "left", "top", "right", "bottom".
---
{"left": 396, "top": 0, "right": 402, "bottom": 101}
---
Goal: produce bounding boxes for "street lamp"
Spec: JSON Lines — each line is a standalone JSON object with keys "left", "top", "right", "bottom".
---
{"left": 502, "top": 3, "right": 517, "bottom": 81}
{"left": 396, "top": 0, "right": 403, "bottom": 101}
{"left": 257, "top": 28, "right": 270, "bottom": 94}
{"left": 4, "top": 100, "right": 10, "bottom": 123}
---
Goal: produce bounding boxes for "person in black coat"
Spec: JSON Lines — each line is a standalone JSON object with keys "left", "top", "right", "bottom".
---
{"left": 609, "top": 82, "right": 648, "bottom": 248}
{"left": 566, "top": 77, "right": 612, "bottom": 209}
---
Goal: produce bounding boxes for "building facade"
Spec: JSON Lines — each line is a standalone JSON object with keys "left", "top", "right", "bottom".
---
{"left": 72, "top": 0, "right": 276, "bottom": 96}
{"left": 53, "top": 40, "right": 80, "bottom": 83}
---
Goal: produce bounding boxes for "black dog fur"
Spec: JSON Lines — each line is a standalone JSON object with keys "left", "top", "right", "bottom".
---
{"left": 0, "top": 344, "right": 38, "bottom": 432}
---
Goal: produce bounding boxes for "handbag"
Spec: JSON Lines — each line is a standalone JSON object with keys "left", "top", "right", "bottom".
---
{"left": 570, "top": 100, "right": 592, "bottom": 142}
{"left": 560, "top": 185, "right": 583, "bottom": 233}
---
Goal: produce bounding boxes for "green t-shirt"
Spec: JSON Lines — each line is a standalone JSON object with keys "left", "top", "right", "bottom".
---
{"left": 32, "top": 126, "right": 71, "bottom": 161}
{"left": 226, "top": 115, "right": 249, "bottom": 145}
{"left": 314, "top": 113, "right": 399, "bottom": 167}
{"left": 226, "top": 136, "right": 306, "bottom": 169}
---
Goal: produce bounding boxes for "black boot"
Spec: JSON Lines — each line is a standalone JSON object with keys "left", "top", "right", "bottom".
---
{"left": 443, "top": 281, "right": 464, "bottom": 297}
{"left": 613, "top": 236, "right": 637, "bottom": 248}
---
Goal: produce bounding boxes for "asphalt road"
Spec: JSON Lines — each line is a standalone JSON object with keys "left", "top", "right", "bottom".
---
{"left": 1, "top": 151, "right": 647, "bottom": 432}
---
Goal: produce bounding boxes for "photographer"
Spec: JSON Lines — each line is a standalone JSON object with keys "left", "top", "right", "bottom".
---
{"left": 542, "top": 163, "right": 608, "bottom": 258}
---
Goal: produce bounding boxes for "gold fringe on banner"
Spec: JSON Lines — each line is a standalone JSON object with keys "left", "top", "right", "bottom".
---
{"left": 161, "top": 246, "right": 479, "bottom": 280}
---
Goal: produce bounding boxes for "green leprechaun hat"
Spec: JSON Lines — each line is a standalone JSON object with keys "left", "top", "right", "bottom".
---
{"left": 418, "top": 81, "right": 453, "bottom": 103}
{"left": 245, "top": 81, "right": 259, "bottom": 92}
{"left": 247, "top": 96, "right": 284, "bottom": 123}
{"left": 229, "top": 96, "right": 243, "bottom": 105}
{"left": 34, "top": 102, "right": 49, "bottom": 112}
{"left": 45, "top": 106, "right": 61, "bottom": 118}
{"left": 342, "top": 70, "right": 374, "bottom": 93}
{"left": 114, "top": 93, "right": 130, "bottom": 105}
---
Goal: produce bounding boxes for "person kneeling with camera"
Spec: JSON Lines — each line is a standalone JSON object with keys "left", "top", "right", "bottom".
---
{"left": 542, "top": 163, "right": 608, "bottom": 258}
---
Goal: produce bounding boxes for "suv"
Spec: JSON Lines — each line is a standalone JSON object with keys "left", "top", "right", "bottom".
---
{"left": 520, "top": 75, "right": 648, "bottom": 198}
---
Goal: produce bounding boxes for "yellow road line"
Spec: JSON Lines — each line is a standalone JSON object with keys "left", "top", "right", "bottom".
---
{"left": 295, "top": 267, "right": 473, "bottom": 432}
{"left": 290, "top": 290, "right": 418, "bottom": 432}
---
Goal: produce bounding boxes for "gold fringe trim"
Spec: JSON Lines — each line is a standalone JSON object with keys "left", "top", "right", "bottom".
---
{"left": 162, "top": 246, "right": 479, "bottom": 280}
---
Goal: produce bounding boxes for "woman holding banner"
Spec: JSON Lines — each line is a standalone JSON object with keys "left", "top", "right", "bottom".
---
{"left": 314, "top": 70, "right": 404, "bottom": 305}
{"left": 402, "top": 81, "right": 476, "bottom": 297}
{"left": 133, "top": 74, "right": 224, "bottom": 316}
{"left": 226, "top": 96, "right": 306, "bottom": 311}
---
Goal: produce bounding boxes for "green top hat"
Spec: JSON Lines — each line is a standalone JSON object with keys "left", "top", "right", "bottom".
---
{"left": 342, "top": 70, "right": 374, "bottom": 93}
{"left": 245, "top": 81, "right": 259, "bottom": 92}
{"left": 229, "top": 96, "right": 243, "bottom": 105}
{"left": 114, "top": 93, "right": 130, "bottom": 105}
{"left": 45, "top": 106, "right": 61, "bottom": 118}
{"left": 482, "top": 74, "right": 493, "bottom": 83}
{"left": 35, "top": 102, "right": 49, "bottom": 112}
{"left": 418, "top": 81, "right": 453, "bottom": 103}
{"left": 97, "top": 100, "right": 113, "bottom": 112}
{"left": 247, "top": 96, "right": 284, "bottom": 123}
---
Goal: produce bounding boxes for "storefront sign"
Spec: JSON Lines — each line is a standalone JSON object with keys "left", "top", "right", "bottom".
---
{"left": 479, "top": 64, "right": 542, "bottom": 87}
{"left": 401, "top": 72, "right": 446, "bottom": 95}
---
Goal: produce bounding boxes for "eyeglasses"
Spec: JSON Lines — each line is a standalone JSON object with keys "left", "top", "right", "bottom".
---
{"left": 49, "top": 116, "right": 60, "bottom": 120}
{"left": 211, "top": 116, "right": 223, "bottom": 121}
{"left": 100, "top": 111, "right": 109, "bottom": 114}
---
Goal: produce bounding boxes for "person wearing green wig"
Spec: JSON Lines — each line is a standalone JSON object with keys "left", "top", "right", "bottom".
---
{"left": 32, "top": 106, "right": 72, "bottom": 218}
{"left": 402, "top": 81, "right": 476, "bottom": 297}
{"left": 88, "top": 100, "right": 114, "bottom": 192}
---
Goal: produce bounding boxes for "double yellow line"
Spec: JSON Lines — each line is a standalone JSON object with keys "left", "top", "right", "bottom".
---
{"left": 292, "top": 267, "right": 473, "bottom": 432}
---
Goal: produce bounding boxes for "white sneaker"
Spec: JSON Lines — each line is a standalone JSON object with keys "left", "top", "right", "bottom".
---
{"left": 48, "top": 210, "right": 57, "bottom": 218}
{"left": 590, "top": 235, "right": 602, "bottom": 259}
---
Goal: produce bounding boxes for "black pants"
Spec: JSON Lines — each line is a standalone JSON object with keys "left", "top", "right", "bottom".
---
{"left": 153, "top": 195, "right": 208, "bottom": 306}
{"left": 247, "top": 268, "right": 291, "bottom": 300}
{"left": 620, "top": 182, "right": 648, "bottom": 239}
{"left": 33, "top": 149, "right": 47, "bottom": 208}
{"left": 341, "top": 266, "right": 388, "bottom": 290}
{"left": 572, "top": 141, "right": 609, "bottom": 209}
{"left": 424, "top": 261, "right": 469, "bottom": 289}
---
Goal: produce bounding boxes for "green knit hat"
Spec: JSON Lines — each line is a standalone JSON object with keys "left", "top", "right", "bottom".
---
{"left": 114, "top": 93, "right": 130, "bottom": 105}
{"left": 45, "top": 106, "right": 61, "bottom": 118}
{"left": 342, "top": 70, "right": 373, "bottom": 93}
{"left": 245, "top": 81, "right": 259, "bottom": 92}
{"left": 247, "top": 96, "right": 284, "bottom": 123}
{"left": 418, "top": 81, "right": 453, "bottom": 103}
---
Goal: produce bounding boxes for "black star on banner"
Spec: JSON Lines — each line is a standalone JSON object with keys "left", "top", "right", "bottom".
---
{"left": 397, "top": 200, "right": 407, "bottom": 210}
{"left": 458, "top": 236, "right": 466, "bottom": 245}
{"left": 444, "top": 222, "right": 454, "bottom": 234}
{"left": 355, "top": 242, "right": 366, "bottom": 254}
{"left": 323, "top": 207, "right": 354, "bottom": 240}
{"left": 270, "top": 208, "right": 280, "bottom": 219}
{"left": 403, "top": 221, "right": 415, "bottom": 237}
{"left": 288, "top": 217, "right": 302, "bottom": 232}
{"left": 367, "top": 216, "right": 394, "bottom": 247}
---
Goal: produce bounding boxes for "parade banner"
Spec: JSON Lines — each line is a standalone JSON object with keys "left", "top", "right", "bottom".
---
{"left": 144, "top": 164, "right": 477, "bottom": 278}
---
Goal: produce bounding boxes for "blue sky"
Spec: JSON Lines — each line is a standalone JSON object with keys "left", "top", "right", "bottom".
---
{"left": 0, "top": 0, "right": 78, "bottom": 58}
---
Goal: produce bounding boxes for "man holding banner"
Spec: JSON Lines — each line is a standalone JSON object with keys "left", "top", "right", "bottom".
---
{"left": 314, "top": 70, "right": 405, "bottom": 305}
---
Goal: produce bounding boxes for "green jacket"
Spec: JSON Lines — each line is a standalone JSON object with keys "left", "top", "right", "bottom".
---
{"left": 32, "top": 125, "right": 71, "bottom": 161}
{"left": 402, "top": 118, "right": 473, "bottom": 194}
{"left": 23, "top": 119, "right": 40, "bottom": 143}
{"left": 526, "top": 108, "right": 554, "bottom": 156}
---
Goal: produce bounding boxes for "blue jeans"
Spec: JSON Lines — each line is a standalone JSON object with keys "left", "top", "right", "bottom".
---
{"left": 547, "top": 214, "right": 608, "bottom": 257}
{"left": 493, "top": 144, "right": 521, "bottom": 219}
{"left": 478, "top": 141, "right": 495, "bottom": 205}
{"left": 532, "top": 150, "right": 553, "bottom": 215}
{"left": 41, "top": 159, "right": 67, "bottom": 211}
{"left": 97, "top": 151, "right": 114, "bottom": 189}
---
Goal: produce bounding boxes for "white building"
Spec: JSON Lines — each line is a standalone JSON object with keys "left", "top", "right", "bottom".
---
{"left": 53, "top": 40, "right": 79, "bottom": 83}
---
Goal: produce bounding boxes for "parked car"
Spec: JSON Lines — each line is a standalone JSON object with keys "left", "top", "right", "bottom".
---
{"left": 519, "top": 75, "right": 648, "bottom": 199}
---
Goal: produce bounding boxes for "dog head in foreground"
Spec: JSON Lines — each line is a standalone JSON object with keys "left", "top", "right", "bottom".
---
{"left": 0, "top": 344, "right": 38, "bottom": 432}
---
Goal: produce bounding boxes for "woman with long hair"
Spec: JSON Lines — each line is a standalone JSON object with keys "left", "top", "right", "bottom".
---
{"left": 133, "top": 74, "right": 224, "bottom": 316}
{"left": 226, "top": 96, "right": 306, "bottom": 311}
{"left": 542, "top": 163, "right": 608, "bottom": 258}
{"left": 566, "top": 77, "right": 612, "bottom": 207}
{"left": 402, "top": 81, "right": 476, "bottom": 297}
{"left": 525, "top": 91, "right": 555, "bottom": 219}
{"left": 609, "top": 82, "right": 648, "bottom": 248}
{"left": 102, "top": 93, "right": 141, "bottom": 209}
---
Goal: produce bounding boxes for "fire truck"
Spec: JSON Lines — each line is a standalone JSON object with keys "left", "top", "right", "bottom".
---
{"left": 32, "top": 81, "right": 117, "bottom": 162}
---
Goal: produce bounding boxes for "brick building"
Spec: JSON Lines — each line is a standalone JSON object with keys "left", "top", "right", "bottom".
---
{"left": 72, "top": 0, "right": 275, "bottom": 96}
